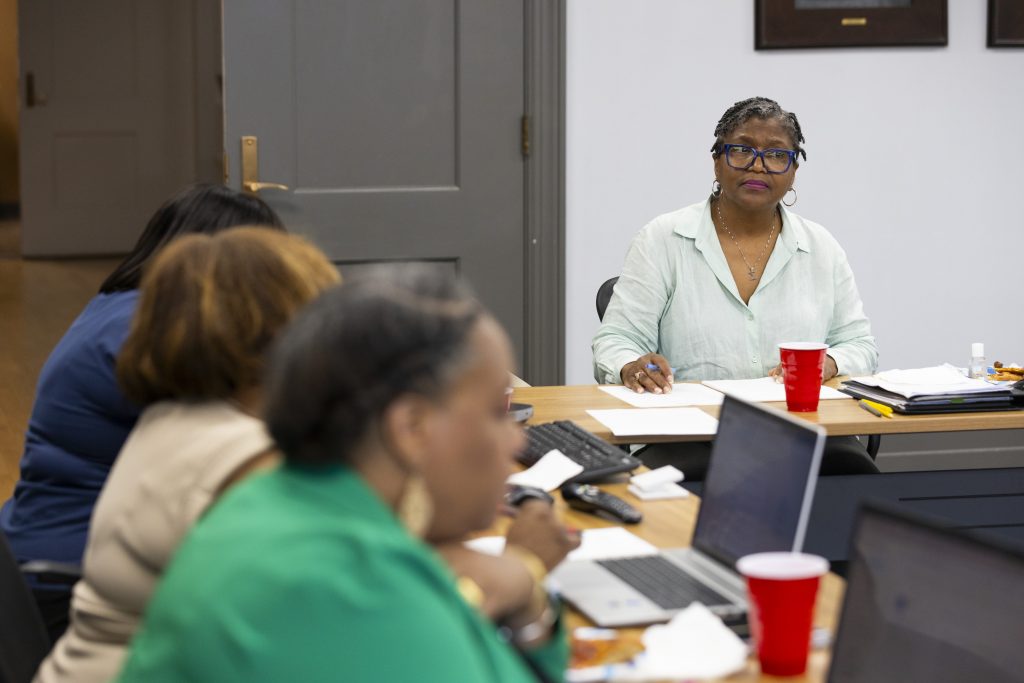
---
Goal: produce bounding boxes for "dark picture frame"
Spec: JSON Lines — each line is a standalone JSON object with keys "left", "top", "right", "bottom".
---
{"left": 755, "top": 0, "right": 948, "bottom": 50}
{"left": 988, "top": 0, "right": 1024, "bottom": 47}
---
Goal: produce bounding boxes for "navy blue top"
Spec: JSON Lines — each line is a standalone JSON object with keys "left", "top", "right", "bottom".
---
{"left": 0, "top": 291, "right": 141, "bottom": 579}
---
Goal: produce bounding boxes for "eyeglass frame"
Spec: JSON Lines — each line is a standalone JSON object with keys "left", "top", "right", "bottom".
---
{"left": 717, "top": 143, "right": 798, "bottom": 174}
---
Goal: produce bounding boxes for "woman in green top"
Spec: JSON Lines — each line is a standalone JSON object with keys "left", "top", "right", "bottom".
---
{"left": 117, "top": 266, "right": 574, "bottom": 683}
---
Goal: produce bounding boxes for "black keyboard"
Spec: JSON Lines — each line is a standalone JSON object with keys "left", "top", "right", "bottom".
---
{"left": 520, "top": 420, "right": 640, "bottom": 483}
{"left": 596, "top": 555, "right": 729, "bottom": 610}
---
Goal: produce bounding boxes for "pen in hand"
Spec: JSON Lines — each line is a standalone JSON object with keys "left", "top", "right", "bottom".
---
{"left": 644, "top": 363, "right": 677, "bottom": 376}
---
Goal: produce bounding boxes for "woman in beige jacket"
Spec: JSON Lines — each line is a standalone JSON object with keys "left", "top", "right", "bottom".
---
{"left": 34, "top": 228, "right": 341, "bottom": 683}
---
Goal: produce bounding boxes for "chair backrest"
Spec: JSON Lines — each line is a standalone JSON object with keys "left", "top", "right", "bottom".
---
{"left": 0, "top": 533, "right": 50, "bottom": 683}
{"left": 595, "top": 276, "right": 619, "bottom": 322}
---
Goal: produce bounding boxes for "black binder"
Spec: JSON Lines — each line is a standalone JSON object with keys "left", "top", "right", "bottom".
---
{"left": 840, "top": 380, "right": 1018, "bottom": 414}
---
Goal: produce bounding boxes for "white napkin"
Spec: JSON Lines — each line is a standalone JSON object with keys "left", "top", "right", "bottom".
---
{"left": 506, "top": 449, "right": 583, "bottom": 491}
{"left": 568, "top": 603, "right": 748, "bottom": 682}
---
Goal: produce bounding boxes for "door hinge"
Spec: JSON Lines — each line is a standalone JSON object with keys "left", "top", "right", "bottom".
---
{"left": 521, "top": 115, "right": 531, "bottom": 159}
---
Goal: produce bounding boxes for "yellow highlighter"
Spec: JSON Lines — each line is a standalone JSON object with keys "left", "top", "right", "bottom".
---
{"left": 858, "top": 399, "right": 893, "bottom": 418}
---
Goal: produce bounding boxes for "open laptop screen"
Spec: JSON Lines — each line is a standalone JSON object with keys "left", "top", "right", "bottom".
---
{"left": 828, "top": 504, "right": 1024, "bottom": 683}
{"left": 692, "top": 395, "right": 824, "bottom": 567}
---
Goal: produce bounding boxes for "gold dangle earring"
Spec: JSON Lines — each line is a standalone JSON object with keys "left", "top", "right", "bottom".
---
{"left": 397, "top": 473, "right": 433, "bottom": 538}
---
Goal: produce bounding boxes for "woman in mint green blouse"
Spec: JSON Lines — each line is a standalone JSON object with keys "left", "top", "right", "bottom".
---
{"left": 594, "top": 97, "right": 877, "bottom": 393}
{"left": 593, "top": 97, "right": 879, "bottom": 478}
{"left": 117, "top": 266, "right": 573, "bottom": 683}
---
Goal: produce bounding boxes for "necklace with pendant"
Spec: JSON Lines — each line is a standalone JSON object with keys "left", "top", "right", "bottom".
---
{"left": 715, "top": 201, "right": 777, "bottom": 281}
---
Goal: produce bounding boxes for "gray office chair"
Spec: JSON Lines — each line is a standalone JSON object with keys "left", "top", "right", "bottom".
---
{"left": 594, "top": 275, "right": 881, "bottom": 460}
{"left": 0, "top": 533, "right": 51, "bottom": 683}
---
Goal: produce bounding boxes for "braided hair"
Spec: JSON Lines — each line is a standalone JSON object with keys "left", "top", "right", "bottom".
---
{"left": 710, "top": 97, "right": 807, "bottom": 162}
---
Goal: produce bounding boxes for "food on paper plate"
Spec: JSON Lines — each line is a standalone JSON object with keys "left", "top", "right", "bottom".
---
{"left": 988, "top": 362, "right": 1024, "bottom": 382}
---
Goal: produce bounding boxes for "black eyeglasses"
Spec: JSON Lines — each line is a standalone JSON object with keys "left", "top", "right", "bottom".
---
{"left": 720, "top": 144, "right": 797, "bottom": 174}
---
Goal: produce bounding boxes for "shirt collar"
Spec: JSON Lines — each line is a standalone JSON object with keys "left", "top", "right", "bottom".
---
{"left": 676, "top": 197, "right": 812, "bottom": 254}
{"left": 778, "top": 204, "right": 811, "bottom": 254}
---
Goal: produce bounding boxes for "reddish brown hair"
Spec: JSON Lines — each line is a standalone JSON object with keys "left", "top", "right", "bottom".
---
{"left": 118, "top": 227, "right": 340, "bottom": 405}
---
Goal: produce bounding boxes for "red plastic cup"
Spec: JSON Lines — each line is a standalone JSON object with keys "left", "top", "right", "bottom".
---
{"left": 778, "top": 342, "right": 828, "bottom": 412}
{"left": 737, "top": 552, "right": 829, "bottom": 676}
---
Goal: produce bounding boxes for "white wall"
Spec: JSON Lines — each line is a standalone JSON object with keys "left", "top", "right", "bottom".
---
{"left": 565, "top": 1, "right": 1024, "bottom": 385}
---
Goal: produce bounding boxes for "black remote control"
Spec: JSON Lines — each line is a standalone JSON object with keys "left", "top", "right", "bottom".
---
{"left": 560, "top": 483, "right": 642, "bottom": 524}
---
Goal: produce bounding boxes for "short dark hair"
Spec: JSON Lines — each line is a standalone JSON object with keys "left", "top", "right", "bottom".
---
{"left": 710, "top": 96, "right": 807, "bottom": 162}
{"left": 99, "top": 183, "right": 285, "bottom": 294}
{"left": 117, "top": 228, "right": 341, "bottom": 405}
{"left": 264, "top": 265, "right": 484, "bottom": 467}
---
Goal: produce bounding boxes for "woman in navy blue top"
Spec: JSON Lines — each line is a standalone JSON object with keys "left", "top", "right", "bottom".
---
{"left": 0, "top": 184, "right": 283, "bottom": 642}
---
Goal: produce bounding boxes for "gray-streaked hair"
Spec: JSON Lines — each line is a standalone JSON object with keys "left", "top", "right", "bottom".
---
{"left": 710, "top": 96, "right": 807, "bottom": 162}
{"left": 264, "top": 265, "right": 485, "bottom": 466}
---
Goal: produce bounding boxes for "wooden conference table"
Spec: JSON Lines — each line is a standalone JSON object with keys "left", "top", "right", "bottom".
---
{"left": 513, "top": 381, "right": 1024, "bottom": 444}
{"left": 505, "top": 382, "right": 1023, "bottom": 679}
{"left": 487, "top": 474, "right": 844, "bottom": 682}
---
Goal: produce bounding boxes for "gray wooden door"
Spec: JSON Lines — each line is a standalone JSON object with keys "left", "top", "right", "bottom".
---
{"left": 17, "top": 0, "right": 201, "bottom": 256}
{"left": 222, "top": 1, "right": 526, "bottom": 368}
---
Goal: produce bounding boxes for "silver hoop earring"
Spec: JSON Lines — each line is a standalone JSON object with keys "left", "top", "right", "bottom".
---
{"left": 783, "top": 187, "right": 798, "bottom": 207}
{"left": 711, "top": 180, "right": 722, "bottom": 198}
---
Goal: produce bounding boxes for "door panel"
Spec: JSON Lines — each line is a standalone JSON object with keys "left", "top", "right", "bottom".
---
{"left": 294, "top": 3, "right": 458, "bottom": 189}
{"left": 223, "top": 0, "right": 526, "bottom": 367}
{"left": 18, "top": 0, "right": 198, "bottom": 256}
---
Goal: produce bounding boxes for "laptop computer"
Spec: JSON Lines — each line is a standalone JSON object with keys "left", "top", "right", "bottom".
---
{"left": 828, "top": 502, "right": 1024, "bottom": 683}
{"left": 552, "top": 394, "right": 826, "bottom": 627}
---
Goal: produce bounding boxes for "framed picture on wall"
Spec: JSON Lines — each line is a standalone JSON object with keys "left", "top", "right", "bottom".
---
{"left": 988, "top": 0, "right": 1024, "bottom": 47}
{"left": 755, "top": 0, "right": 948, "bottom": 49}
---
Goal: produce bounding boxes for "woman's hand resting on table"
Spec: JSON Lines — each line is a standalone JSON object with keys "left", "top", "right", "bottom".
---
{"left": 437, "top": 500, "right": 579, "bottom": 626}
{"left": 621, "top": 353, "right": 674, "bottom": 394}
{"left": 768, "top": 354, "right": 839, "bottom": 384}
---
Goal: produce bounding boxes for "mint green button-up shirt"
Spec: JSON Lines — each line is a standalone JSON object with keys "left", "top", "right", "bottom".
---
{"left": 593, "top": 199, "right": 877, "bottom": 384}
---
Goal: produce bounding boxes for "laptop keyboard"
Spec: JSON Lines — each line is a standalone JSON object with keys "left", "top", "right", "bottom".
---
{"left": 596, "top": 555, "right": 729, "bottom": 610}
{"left": 521, "top": 420, "right": 640, "bottom": 483}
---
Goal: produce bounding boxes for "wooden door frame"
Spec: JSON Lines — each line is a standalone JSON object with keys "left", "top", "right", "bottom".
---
{"left": 523, "top": 0, "right": 565, "bottom": 385}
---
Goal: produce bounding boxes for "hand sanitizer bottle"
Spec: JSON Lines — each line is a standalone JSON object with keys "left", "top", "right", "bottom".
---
{"left": 969, "top": 343, "right": 987, "bottom": 379}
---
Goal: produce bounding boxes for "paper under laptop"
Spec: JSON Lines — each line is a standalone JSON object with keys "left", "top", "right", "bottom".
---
{"left": 553, "top": 395, "right": 825, "bottom": 627}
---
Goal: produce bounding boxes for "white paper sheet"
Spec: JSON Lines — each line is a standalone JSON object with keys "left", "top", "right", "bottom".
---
{"left": 586, "top": 407, "right": 719, "bottom": 437}
{"left": 599, "top": 384, "right": 724, "bottom": 407}
{"left": 505, "top": 449, "right": 583, "bottom": 491}
{"left": 628, "top": 482, "right": 689, "bottom": 500}
{"left": 467, "top": 527, "right": 657, "bottom": 562}
{"left": 702, "top": 376, "right": 849, "bottom": 403}
{"left": 564, "top": 527, "right": 659, "bottom": 561}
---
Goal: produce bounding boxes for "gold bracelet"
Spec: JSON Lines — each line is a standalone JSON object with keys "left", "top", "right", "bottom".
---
{"left": 456, "top": 576, "right": 485, "bottom": 610}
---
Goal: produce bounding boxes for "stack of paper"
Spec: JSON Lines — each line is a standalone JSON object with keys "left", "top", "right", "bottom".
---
{"left": 842, "top": 364, "right": 1015, "bottom": 414}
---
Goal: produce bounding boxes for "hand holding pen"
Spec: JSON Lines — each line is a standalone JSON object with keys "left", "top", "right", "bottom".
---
{"left": 621, "top": 353, "right": 677, "bottom": 394}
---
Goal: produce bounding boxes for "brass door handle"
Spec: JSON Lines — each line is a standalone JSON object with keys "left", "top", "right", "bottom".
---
{"left": 243, "top": 181, "right": 289, "bottom": 193}
{"left": 240, "top": 136, "right": 288, "bottom": 194}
